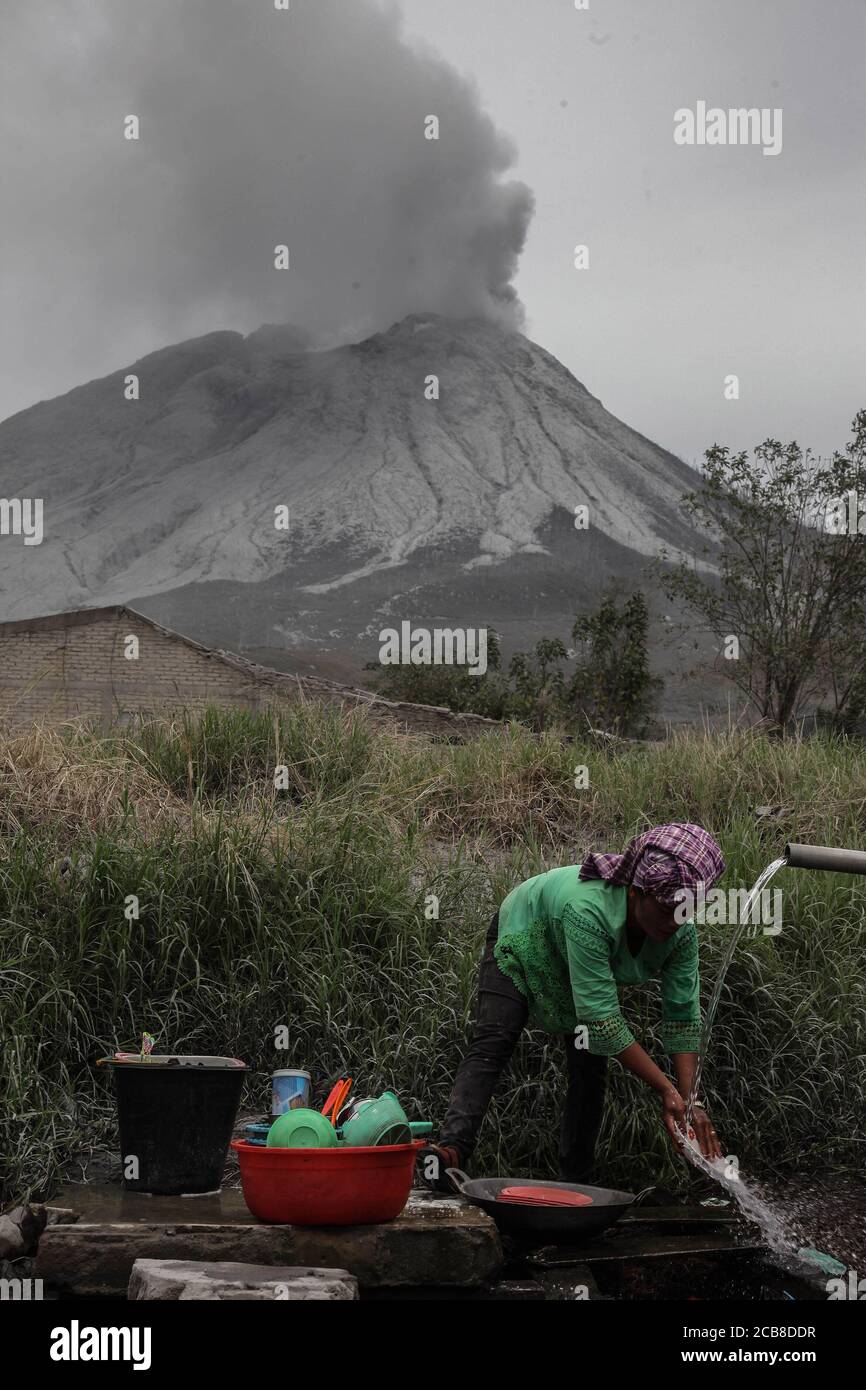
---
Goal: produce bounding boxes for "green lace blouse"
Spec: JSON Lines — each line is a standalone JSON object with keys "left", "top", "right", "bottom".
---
{"left": 494, "top": 865, "right": 702, "bottom": 1056}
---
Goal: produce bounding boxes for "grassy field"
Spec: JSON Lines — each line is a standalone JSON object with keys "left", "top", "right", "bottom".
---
{"left": 1, "top": 705, "right": 865, "bottom": 1205}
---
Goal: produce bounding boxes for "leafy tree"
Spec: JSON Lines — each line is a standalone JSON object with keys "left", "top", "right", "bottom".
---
{"left": 657, "top": 412, "right": 866, "bottom": 730}
{"left": 364, "top": 599, "right": 664, "bottom": 735}
{"left": 506, "top": 638, "right": 569, "bottom": 731}
{"left": 365, "top": 628, "right": 509, "bottom": 718}
{"left": 568, "top": 592, "right": 661, "bottom": 736}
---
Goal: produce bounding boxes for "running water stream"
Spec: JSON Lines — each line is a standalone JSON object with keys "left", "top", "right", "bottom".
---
{"left": 686, "top": 855, "right": 788, "bottom": 1124}
{"left": 682, "top": 855, "right": 801, "bottom": 1256}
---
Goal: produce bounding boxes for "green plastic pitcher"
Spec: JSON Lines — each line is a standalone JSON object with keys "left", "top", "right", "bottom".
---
{"left": 341, "top": 1091, "right": 410, "bottom": 1147}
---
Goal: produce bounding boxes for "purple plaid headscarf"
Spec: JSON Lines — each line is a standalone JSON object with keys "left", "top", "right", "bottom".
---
{"left": 579, "top": 823, "right": 725, "bottom": 908}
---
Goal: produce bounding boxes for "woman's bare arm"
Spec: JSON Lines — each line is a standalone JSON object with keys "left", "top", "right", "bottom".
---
{"left": 615, "top": 1040, "right": 687, "bottom": 1147}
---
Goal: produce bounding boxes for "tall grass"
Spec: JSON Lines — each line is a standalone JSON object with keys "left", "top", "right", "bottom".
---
{"left": 1, "top": 708, "right": 864, "bottom": 1203}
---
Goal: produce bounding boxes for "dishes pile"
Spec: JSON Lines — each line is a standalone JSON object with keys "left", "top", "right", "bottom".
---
{"left": 240, "top": 1077, "right": 431, "bottom": 1150}
{"left": 497, "top": 1185, "right": 594, "bottom": 1207}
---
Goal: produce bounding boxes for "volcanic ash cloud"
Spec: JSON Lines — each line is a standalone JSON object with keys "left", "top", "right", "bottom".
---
{"left": 1, "top": 0, "right": 535, "bottom": 368}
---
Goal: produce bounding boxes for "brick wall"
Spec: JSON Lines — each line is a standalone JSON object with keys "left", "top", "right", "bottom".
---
{"left": 0, "top": 607, "right": 500, "bottom": 738}
{"left": 0, "top": 609, "right": 264, "bottom": 726}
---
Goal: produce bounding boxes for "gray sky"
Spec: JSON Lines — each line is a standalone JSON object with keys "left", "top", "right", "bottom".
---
{"left": 397, "top": 0, "right": 866, "bottom": 464}
{"left": 1, "top": 0, "right": 863, "bottom": 464}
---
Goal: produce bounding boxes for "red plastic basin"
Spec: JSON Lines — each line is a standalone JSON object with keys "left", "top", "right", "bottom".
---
{"left": 231, "top": 1139, "right": 424, "bottom": 1225}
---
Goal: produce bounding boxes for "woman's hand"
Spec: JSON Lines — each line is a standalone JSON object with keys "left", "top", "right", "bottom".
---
{"left": 660, "top": 1086, "right": 688, "bottom": 1149}
{"left": 687, "top": 1105, "right": 723, "bottom": 1162}
{"left": 615, "top": 1045, "right": 717, "bottom": 1157}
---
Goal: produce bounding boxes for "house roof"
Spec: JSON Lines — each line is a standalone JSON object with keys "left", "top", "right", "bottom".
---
{"left": 0, "top": 603, "right": 499, "bottom": 733}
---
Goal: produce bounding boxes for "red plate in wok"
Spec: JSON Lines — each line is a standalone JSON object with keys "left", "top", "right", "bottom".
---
{"left": 498, "top": 1185, "right": 594, "bottom": 1207}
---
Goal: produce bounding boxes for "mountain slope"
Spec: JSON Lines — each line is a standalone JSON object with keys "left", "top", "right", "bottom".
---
{"left": 0, "top": 314, "right": 702, "bottom": 674}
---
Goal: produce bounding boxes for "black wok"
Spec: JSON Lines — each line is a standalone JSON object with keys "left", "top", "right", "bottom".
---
{"left": 447, "top": 1168, "right": 653, "bottom": 1242}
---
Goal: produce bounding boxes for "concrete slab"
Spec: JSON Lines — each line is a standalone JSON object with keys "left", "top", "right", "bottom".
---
{"left": 35, "top": 1184, "right": 503, "bottom": 1297}
{"left": 41, "top": 1184, "right": 252, "bottom": 1226}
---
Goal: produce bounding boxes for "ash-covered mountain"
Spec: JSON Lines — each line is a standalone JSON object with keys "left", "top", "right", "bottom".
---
{"left": 0, "top": 314, "right": 702, "bottom": 681}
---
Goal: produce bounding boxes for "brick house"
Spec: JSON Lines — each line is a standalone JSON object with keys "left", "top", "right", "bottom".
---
{"left": 0, "top": 605, "right": 497, "bottom": 737}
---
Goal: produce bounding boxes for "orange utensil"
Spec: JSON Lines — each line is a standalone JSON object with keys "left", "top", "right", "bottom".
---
{"left": 321, "top": 1077, "right": 353, "bottom": 1126}
{"left": 321, "top": 1080, "right": 343, "bottom": 1119}
{"left": 331, "top": 1077, "right": 353, "bottom": 1125}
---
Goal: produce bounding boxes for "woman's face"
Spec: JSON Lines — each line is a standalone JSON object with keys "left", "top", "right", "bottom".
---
{"left": 628, "top": 887, "right": 680, "bottom": 943}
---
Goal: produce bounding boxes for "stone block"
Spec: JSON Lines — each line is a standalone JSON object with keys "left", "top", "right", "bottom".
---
{"left": 36, "top": 1194, "right": 503, "bottom": 1296}
{"left": 128, "top": 1259, "right": 358, "bottom": 1301}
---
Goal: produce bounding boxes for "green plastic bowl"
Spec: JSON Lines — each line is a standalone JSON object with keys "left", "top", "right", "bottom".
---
{"left": 267, "top": 1108, "right": 339, "bottom": 1149}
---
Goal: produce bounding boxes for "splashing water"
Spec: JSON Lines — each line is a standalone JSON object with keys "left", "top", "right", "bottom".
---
{"left": 679, "top": 1135, "right": 847, "bottom": 1282}
{"left": 676, "top": 854, "right": 849, "bottom": 1278}
{"left": 686, "top": 855, "right": 788, "bottom": 1124}
{"left": 680, "top": 1134, "right": 797, "bottom": 1255}
{"left": 681, "top": 856, "right": 805, "bottom": 1255}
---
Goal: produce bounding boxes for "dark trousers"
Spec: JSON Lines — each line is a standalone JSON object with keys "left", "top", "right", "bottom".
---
{"left": 440, "top": 915, "right": 608, "bottom": 1181}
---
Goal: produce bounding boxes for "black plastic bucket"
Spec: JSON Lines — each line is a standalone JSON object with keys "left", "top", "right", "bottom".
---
{"left": 107, "top": 1056, "right": 248, "bottom": 1194}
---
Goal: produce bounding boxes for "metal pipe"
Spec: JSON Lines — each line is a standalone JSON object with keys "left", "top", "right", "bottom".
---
{"left": 784, "top": 842, "right": 866, "bottom": 875}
